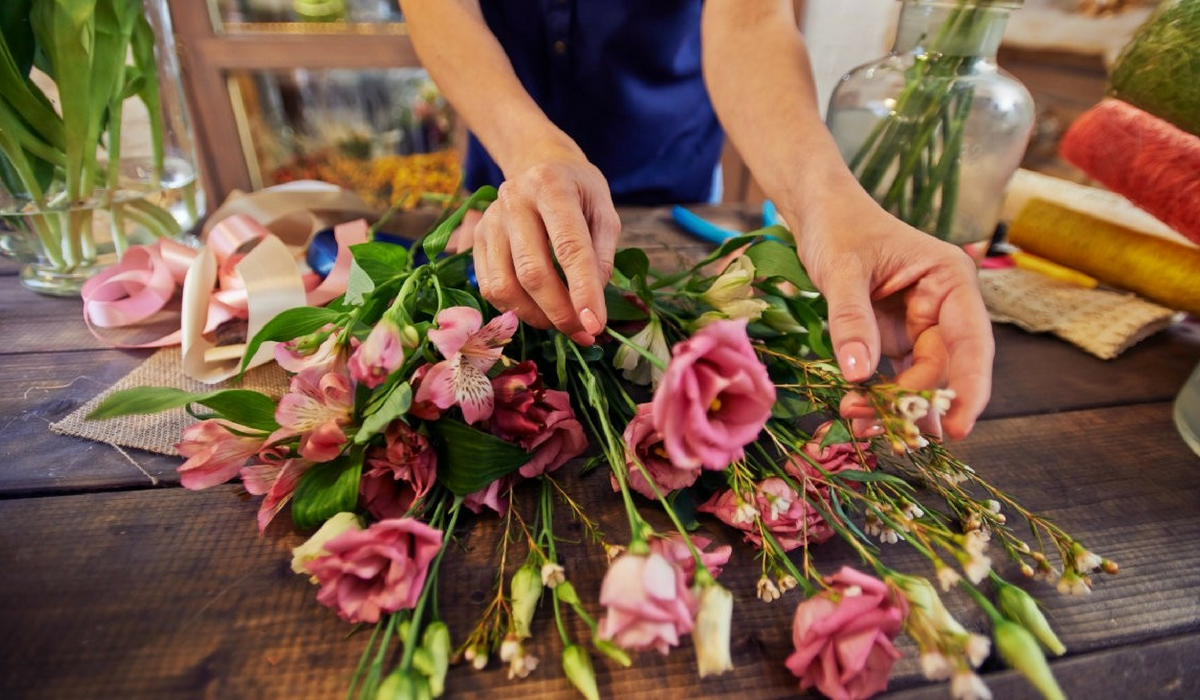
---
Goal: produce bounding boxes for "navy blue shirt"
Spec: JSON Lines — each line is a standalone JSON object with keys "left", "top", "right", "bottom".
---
{"left": 464, "top": 0, "right": 724, "bottom": 204}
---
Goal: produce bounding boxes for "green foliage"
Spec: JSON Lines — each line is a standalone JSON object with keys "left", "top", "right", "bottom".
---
{"left": 427, "top": 419, "right": 532, "bottom": 496}
{"left": 239, "top": 306, "right": 344, "bottom": 374}
{"left": 292, "top": 453, "right": 364, "bottom": 531}
{"left": 88, "top": 387, "right": 279, "bottom": 432}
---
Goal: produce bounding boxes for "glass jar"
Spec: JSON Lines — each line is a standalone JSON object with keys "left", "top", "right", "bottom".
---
{"left": 826, "top": 0, "right": 1034, "bottom": 246}
{"left": 0, "top": 0, "right": 204, "bottom": 296}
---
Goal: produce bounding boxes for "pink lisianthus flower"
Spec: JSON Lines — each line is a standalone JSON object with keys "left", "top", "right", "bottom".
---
{"left": 598, "top": 551, "right": 695, "bottom": 654}
{"left": 175, "top": 419, "right": 268, "bottom": 490}
{"left": 360, "top": 421, "right": 436, "bottom": 520}
{"left": 649, "top": 533, "right": 732, "bottom": 587}
{"left": 651, "top": 319, "right": 775, "bottom": 471}
{"left": 488, "top": 361, "right": 587, "bottom": 478}
{"left": 272, "top": 366, "right": 354, "bottom": 462}
{"left": 414, "top": 307, "right": 518, "bottom": 425}
{"left": 307, "top": 518, "right": 443, "bottom": 625}
{"left": 788, "top": 421, "right": 876, "bottom": 480}
{"left": 275, "top": 323, "right": 341, "bottom": 374}
{"left": 786, "top": 567, "right": 909, "bottom": 700}
{"left": 699, "top": 477, "right": 835, "bottom": 551}
{"left": 613, "top": 403, "right": 700, "bottom": 499}
{"left": 348, "top": 317, "right": 404, "bottom": 389}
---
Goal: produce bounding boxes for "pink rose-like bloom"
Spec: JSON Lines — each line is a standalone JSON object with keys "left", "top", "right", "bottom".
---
{"left": 598, "top": 552, "right": 695, "bottom": 654}
{"left": 414, "top": 307, "right": 518, "bottom": 425}
{"left": 613, "top": 403, "right": 700, "bottom": 499}
{"left": 488, "top": 361, "right": 587, "bottom": 478}
{"left": 306, "top": 518, "right": 444, "bottom": 625}
{"left": 275, "top": 324, "right": 341, "bottom": 374}
{"left": 361, "top": 421, "right": 436, "bottom": 520}
{"left": 786, "top": 567, "right": 909, "bottom": 700}
{"left": 272, "top": 366, "right": 354, "bottom": 462}
{"left": 175, "top": 419, "right": 267, "bottom": 490}
{"left": 788, "top": 421, "right": 876, "bottom": 481}
{"left": 699, "top": 477, "right": 835, "bottom": 551}
{"left": 649, "top": 533, "right": 732, "bottom": 587}
{"left": 348, "top": 317, "right": 404, "bottom": 389}
{"left": 652, "top": 319, "right": 775, "bottom": 470}
{"left": 462, "top": 475, "right": 513, "bottom": 516}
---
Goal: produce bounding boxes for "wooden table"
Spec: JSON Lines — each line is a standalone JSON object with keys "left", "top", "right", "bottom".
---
{"left": 2, "top": 207, "right": 1199, "bottom": 699}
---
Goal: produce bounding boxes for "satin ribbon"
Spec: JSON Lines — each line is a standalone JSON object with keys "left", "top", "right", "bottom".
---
{"left": 81, "top": 185, "right": 373, "bottom": 383}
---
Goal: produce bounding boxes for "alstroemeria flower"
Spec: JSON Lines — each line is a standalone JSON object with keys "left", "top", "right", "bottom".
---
{"left": 348, "top": 317, "right": 404, "bottom": 389}
{"left": 414, "top": 307, "right": 518, "bottom": 425}
{"left": 307, "top": 517, "right": 444, "bottom": 624}
{"left": 697, "top": 257, "right": 769, "bottom": 326}
{"left": 613, "top": 403, "right": 700, "bottom": 499}
{"left": 272, "top": 366, "right": 354, "bottom": 462}
{"left": 614, "top": 314, "right": 670, "bottom": 388}
{"left": 275, "top": 323, "right": 341, "bottom": 374}
{"left": 651, "top": 319, "right": 775, "bottom": 470}
{"left": 488, "top": 361, "right": 586, "bottom": 478}
{"left": 360, "top": 421, "right": 437, "bottom": 520}
{"left": 241, "top": 456, "right": 311, "bottom": 533}
{"left": 786, "top": 567, "right": 908, "bottom": 700}
{"left": 598, "top": 552, "right": 694, "bottom": 654}
{"left": 175, "top": 419, "right": 268, "bottom": 490}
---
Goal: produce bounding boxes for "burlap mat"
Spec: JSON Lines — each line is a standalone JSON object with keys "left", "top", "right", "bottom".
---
{"left": 980, "top": 267, "right": 1177, "bottom": 359}
{"left": 51, "top": 346, "right": 290, "bottom": 456}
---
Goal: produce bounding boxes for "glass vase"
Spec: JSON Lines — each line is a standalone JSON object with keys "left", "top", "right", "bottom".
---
{"left": 826, "top": 0, "right": 1034, "bottom": 246}
{"left": 0, "top": 0, "right": 205, "bottom": 296}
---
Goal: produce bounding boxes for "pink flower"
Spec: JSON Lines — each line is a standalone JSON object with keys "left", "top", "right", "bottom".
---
{"left": 414, "top": 307, "right": 518, "bottom": 425}
{"left": 348, "top": 317, "right": 404, "bottom": 389}
{"left": 462, "top": 475, "right": 513, "bottom": 516}
{"left": 488, "top": 361, "right": 587, "bottom": 478}
{"left": 649, "top": 533, "right": 732, "bottom": 587}
{"left": 175, "top": 419, "right": 267, "bottom": 490}
{"left": 307, "top": 518, "right": 444, "bottom": 624}
{"left": 272, "top": 366, "right": 354, "bottom": 462}
{"left": 651, "top": 319, "right": 774, "bottom": 470}
{"left": 360, "top": 421, "right": 436, "bottom": 520}
{"left": 598, "top": 552, "right": 695, "bottom": 654}
{"left": 613, "top": 403, "right": 700, "bottom": 499}
{"left": 275, "top": 324, "right": 341, "bottom": 373}
{"left": 788, "top": 421, "right": 876, "bottom": 479}
{"left": 786, "top": 567, "right": 908, "bottom": 700}
{"left": 407, "top": 364, "right": 442, "bottom": 421}
{"left": 241, "top": 456, "right": 311, "bottom": 533}
{"left": 699, "top": 477, "right": 835, "bottom": 551}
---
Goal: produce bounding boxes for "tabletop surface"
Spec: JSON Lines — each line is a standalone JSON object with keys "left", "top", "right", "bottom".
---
{"left": 2, "top": 206, "right": 1199, "bottom": 700}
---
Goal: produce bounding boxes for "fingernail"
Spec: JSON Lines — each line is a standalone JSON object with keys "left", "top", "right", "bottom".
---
{"left": 570, "top": 331, "right": 595, "bottom": 346}
{"left": 851, "top": 419, "right": 885, "bottom": 439}
{"left": 580, "top": 307, "right": 604, "bottom": 336}
{"left": 838, "top": 341, "right": 872, "bottom": 381}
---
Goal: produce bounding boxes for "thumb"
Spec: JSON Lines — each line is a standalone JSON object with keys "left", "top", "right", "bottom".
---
{"left": 821, "top": 273, "right": 881, "bottom": 383}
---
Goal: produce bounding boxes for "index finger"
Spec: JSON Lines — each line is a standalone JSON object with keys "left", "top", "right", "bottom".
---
{"left": 538, "top": 196, "right": 607, "bottom": 336}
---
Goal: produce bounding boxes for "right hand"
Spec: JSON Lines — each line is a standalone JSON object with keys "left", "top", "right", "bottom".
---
{"left": 462, "top": 151, "right": 621, "bottom": 345}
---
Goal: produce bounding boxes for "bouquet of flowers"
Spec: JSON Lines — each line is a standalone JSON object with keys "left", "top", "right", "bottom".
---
{"left": 91, "top": 189, "right": 1113, "bottom": 700}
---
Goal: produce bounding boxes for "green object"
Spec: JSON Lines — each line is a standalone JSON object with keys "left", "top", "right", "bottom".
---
{"left": 1110, "top": 0, "right": 1200, "bottom": 137}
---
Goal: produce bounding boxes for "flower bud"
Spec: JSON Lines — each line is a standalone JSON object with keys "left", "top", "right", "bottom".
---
{"left": 950, "top": 671, "right": 992, "bottom": 700}
{"left": 555, "top": 580, "right": 581, "bottom": 606}
{"left": 996, "top": 581, "right": 1066, "bottom": 656}
{"left": 994, "top": 620, "right": 1066, "bottom": 700}
{"left": 421, "top": 622, "right": 451, "bottom": 697}
{"left": 757, "top": 576, "right": 781, "bottom": 602}
{"left": 541, "top": 562, "right": 566, "bottom": 588}
{"left": 375, "top": 671, "right": 431, "bottom": 700}
{"left": 290, "top": 512, "right": 362, "bottom": 581}
{"left": 561, "top": 644, "right": 600, "bottom": 700}
{"left": 895, "top": 574, "right": 966, "bottom": 635}
{"left": 499, "top": 635, "right": 521, "bottom": 663}
{"left": 700, "top": 258, "right": 768, "bottom": 324}
{"left": 592, "top": 637, "right": 632, "bottom": 668}
{"left": 693, "top": 582, "right": 734, "bottom": 677}
{"left": 509, "top": 564, "right": 543, "bottom": 640}
{"left": 761, "top": 296, "right": 805, "bottom": 335}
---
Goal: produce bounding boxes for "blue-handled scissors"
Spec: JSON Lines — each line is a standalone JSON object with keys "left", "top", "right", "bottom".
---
{"left": 671, "top": 200, "right": 782, "bottom": 245}
{"left": 306, "top": 228, "right": 477, "bottom": 287}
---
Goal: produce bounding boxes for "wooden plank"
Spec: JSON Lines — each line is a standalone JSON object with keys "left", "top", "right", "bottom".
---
{"left": 1, "top": 400, "right": 1198, "bottom": 698}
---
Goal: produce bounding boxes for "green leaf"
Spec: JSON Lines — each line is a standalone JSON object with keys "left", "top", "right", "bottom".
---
{"left": 343, "top": 259, "right": 375, "bottom": 305}
{"left": 240, "top": 306, "right": 344, "bottom": 373}
{"left": 440, "top": 286, "right": 480, "bottom": 313}
{"left": 434, "top": 254, "right": 471, "bottom": 288}
{"left": 428, "top": 419, "right": 532, "bottom": 496}
{"left": 745, "top": 239, "right": 815, "bottom": 291}
{"left": 771, "top": 390, "right": 817, "bottom": 420}
{"left": 649, "top": 233, "right": 762, "bottom": 290}
{"left": 0, "top": 0, "right": 34, "bottom": 77}
{"left": 422, "top": 186, "right": 497, "bottom": 259}
{"left": 667, "top": 487, "right": 702, "bottom": 531}
{"left": 291, "top": 453, "right": 364, "bottom": 531}
{"left": 819, "top": 420, "right": 853, "bottom": 447}
{"left": 603, "top": 286, "right": 648, "bottom": 322}
{"left": 835, "top": 470, "right": 914, "bottom": 489}
{"left": 355, "top": 383, "right": 412, "bottom": 444}
{"left": 129, "top": 12, "right": 163, "bottom": 174}
{"left": 613, "top": 248, "right": 649, "bottom": 281}
{"left": 790, "top": 299, "right": 833, "bottom": 359}
{"left": 87, "top": 387, "right": 279, "bottom": 432}
{"left": 350, "top": 241, "right": 409, "bottom": 284}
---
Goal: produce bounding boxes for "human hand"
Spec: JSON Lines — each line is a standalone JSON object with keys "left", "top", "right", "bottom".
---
{"left": 795, "top": 192, "right": 994, "bottom": 440}
{"left": 457, "top": 152, "right": 621, "bottom": 345}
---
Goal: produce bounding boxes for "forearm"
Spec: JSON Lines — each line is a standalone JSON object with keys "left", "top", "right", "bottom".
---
{"left": 701, "top": 0, "right": 865, "bottom": 239}
{"left": 398, "top": 0, "right": 584, "bottom": 175}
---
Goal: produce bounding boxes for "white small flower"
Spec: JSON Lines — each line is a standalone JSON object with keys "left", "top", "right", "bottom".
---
{"left": 843, "top": 584, "right": 863, "bottom": 598}
{"left": 541, "top": 562, "right": 566, "bottom": 588}
{"left": 964, "top": 530, "right": 990, "bottom": 557}
{"left": 1056, "top": 572, "right": 1092, "bottom": 596}
{"left": 937, "top": 566, "right": 962, "bottom": 592}
{"left": 963, "top": 553, "right": 993, "bottom": 584}
{"left": 920, "top": 652, "right": 953, "bottom": 681}
{"left": 950, "top": 671, "right": 992, "bottom": 700}
{"left": 766, "top": 492, "right": 792, "bottom": 520}
{"left": 965, "top": 634, "right": 992, "bottom": 668}
{"left": 879, "top": 528, "right": 900, "bottom": 545}
{"left": 465, "top": 645, "right": 488, "bottom": 671}
{"left": 507, "top": 650, "right": 539, "bottom": 680}
{"left": 757, "top": 576, "right": 781, "bottom": 602}
{"left": 700, "top": 257, "right": 769, "bottom": 324}
{"left": 904, "top": 502, "right": 925, "bottom": 520}
{"left": 777, "top": 574, "right": 798, "bottom": 593}
{"left": 1074, "top": 549, "right": 1103, "bottom": 572}
{"left": 864, "top": 512, "right": 884, "bottom": 537}
{"left": 985, "top": 499, "right": 1002, "bottom": 514}
{"left": 614, "top": 314, "right": 670, "bottom": 387}
{"left": 732, "top": 501, "right": 759, "bottom": 525}
{"left": 895, "top": 394, "right": 931, "bottom": 422}
{"left": 499, "top": 636, "right": 521, "bottom": 663}
{"left": 932, "top": 389, "right": 956, "bottom": 416}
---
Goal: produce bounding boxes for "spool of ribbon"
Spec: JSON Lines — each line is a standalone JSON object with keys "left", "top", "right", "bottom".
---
{"left": 81, "top": 181, "right": 377, "bottom": 383}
